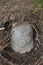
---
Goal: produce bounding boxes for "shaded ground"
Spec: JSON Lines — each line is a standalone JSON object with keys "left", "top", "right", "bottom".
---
{"left": 0, "top": 0, "right": 43, "bottom": 65}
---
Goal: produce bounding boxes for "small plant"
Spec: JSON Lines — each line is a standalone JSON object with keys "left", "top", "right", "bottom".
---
{"left": 30, "top": 0, "right": 43, "bottom": 23}
{"left": 32, "top": 0, "right": 43, "bottom": 13}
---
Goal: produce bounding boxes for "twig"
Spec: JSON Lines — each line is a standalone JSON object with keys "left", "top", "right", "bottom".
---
{"left": 35, "top": 55, "right": 43, "bottom": 65}
{"left": 0, "top": 27, "right": 5, "bottom": 31}
{"left": 31, "top": 25, "right": 40, "bottom": 44}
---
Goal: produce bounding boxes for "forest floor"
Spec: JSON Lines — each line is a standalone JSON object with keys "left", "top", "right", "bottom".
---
{"left": 0, "top": 0, "right": 43, "bottom": 65}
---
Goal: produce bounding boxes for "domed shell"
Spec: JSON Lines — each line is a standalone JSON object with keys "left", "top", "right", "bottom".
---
{"left": 11, "top": 23, "right": 34, "bottom": 53}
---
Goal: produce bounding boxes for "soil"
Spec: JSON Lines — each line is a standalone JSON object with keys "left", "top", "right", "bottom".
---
{"left": 0, "top": 0, "right": 43, "bottom": 65}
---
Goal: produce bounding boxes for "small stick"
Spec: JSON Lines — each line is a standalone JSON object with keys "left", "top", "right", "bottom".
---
{"left": 0, "top": 27, "right": 5, "bottom": 31}
{"left": 31, "top": 25, "right": 40, "bottom": 44}
{"left": 35, "top": 55, "right": 43, "bottom": 65}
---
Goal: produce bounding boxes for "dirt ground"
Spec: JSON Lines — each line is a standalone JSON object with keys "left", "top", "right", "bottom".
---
{"left": 0, "top": 0, "right": 43, "bottom": 65}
